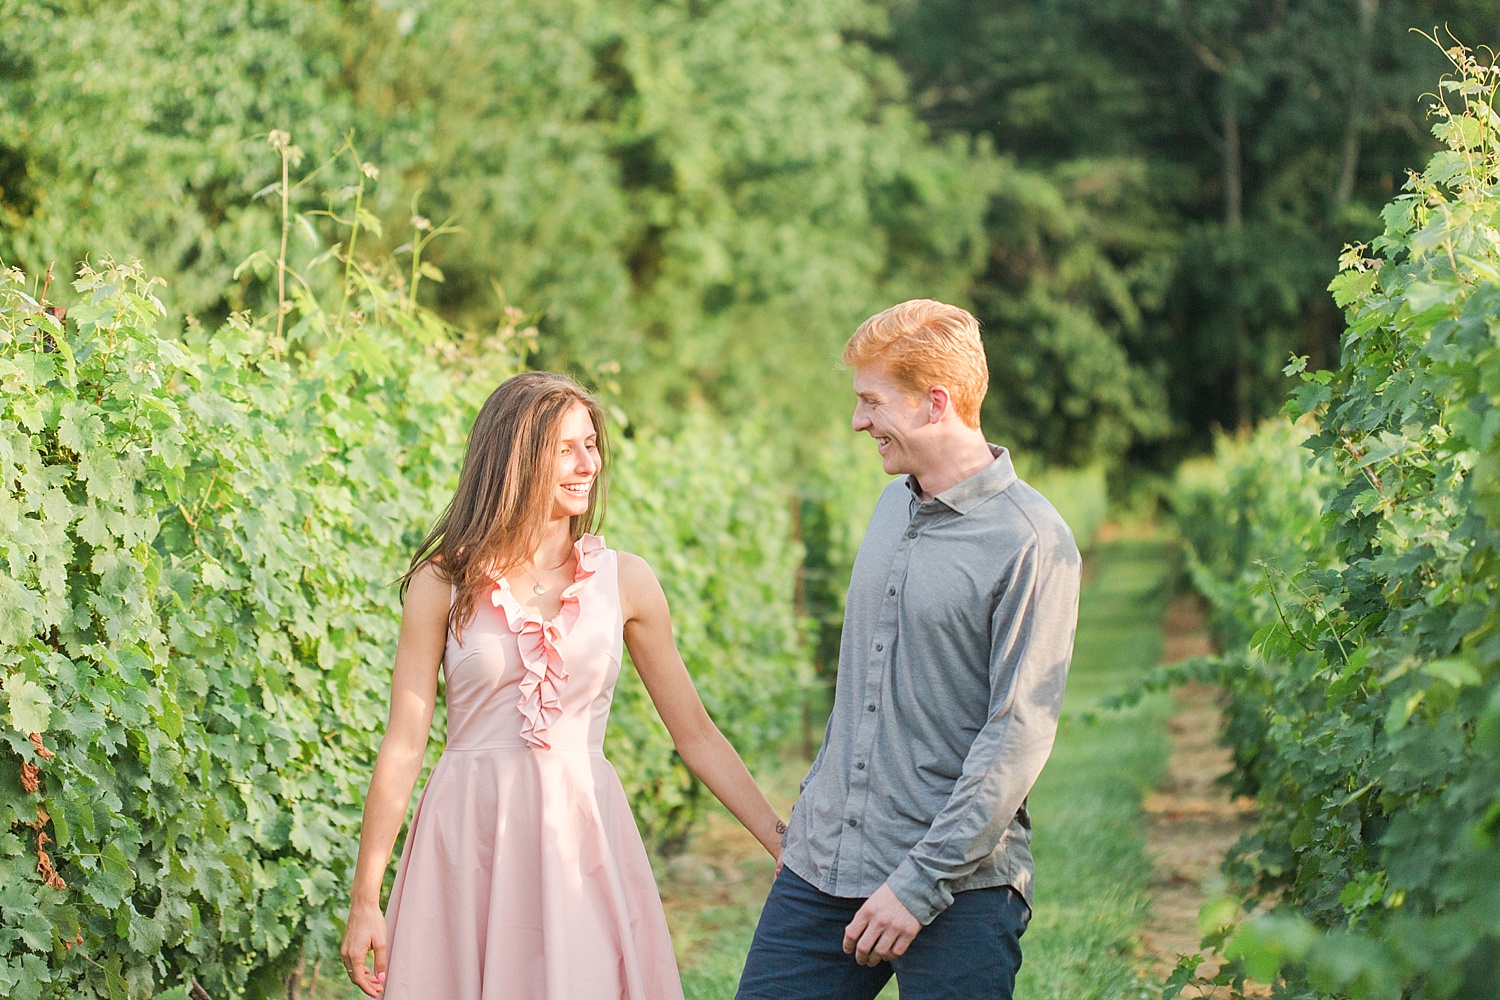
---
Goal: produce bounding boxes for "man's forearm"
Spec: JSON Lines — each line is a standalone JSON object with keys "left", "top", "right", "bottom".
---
{"left": 886, "top": 548, "right": 1078, "bottom": 923}
{"left": 882, "top": 702, "right": 1062, "bottom": 923}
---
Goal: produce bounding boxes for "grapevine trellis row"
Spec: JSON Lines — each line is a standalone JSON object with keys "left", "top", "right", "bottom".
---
{"left": 0, "top": 148, "right": 811, "bottom": 996}
{"left": 1173, "top": 38, "right": 1500, "bottom": 1000}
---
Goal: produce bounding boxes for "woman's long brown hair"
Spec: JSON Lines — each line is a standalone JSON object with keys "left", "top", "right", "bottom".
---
{"left": 404, "top": 371, "right": 610, "bottom": 637}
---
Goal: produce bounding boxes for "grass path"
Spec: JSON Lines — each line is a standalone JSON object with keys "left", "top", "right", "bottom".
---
{"left": 1013, "top": 536, "right": 1172, "bottom": 999}
{"left": 662, "top": 535, "right": 1176, "bottom": 999}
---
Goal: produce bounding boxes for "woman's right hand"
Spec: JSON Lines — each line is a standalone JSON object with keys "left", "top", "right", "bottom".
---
{"left": 341, "top": 901, "right": 389, "bottom": 997}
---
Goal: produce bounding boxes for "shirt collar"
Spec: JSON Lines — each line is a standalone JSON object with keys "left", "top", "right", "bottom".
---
{"left": 904, "top": 445, "right": 1017, "bottom": 515}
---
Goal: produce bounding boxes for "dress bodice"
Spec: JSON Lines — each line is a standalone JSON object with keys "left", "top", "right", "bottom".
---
{"left": 441, "top": 534, "right": 622, "bottom": 752}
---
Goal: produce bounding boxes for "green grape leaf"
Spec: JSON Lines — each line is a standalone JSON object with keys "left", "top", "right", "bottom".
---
{"left": 3, "top": 674, "right": 51, "bottom": 734}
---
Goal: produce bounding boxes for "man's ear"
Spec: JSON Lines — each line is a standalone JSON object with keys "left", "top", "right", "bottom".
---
{"left": 926, "top": 385, "right": 952, "bottom": 425}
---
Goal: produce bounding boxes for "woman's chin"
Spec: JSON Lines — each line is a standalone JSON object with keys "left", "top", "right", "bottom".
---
{"left": 551, "top": 500, "right": 590, "bottom": 521}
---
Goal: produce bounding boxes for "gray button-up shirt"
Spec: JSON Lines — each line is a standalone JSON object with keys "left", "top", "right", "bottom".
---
{"left": 781, "top": 446, "right": 1080, "bottom": 924}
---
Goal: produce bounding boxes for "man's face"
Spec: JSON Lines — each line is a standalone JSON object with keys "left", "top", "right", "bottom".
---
{"left": 851, "top": 365, "right": 928, "bottom": 476}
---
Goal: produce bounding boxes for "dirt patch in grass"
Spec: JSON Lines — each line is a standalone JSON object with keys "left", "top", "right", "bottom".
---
{"left": 1139, "top": 593, "right": 1266, "bottom": 995}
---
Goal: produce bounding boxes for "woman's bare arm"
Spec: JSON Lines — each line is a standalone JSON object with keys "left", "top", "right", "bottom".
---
{"left": 340, "top": 562, "right": 449, "bottom": 996}
{"left": 619, "top": 552, "right": 786, "bottom": 858}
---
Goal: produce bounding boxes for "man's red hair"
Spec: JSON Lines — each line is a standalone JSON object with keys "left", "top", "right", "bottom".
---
{"left": 843, "top": 299, "right": 987, "bottom": 428}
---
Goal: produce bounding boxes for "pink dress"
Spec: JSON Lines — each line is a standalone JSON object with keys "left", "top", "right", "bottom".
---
{"left": 382, "top": 535, "right": 684, "bottom": 1000}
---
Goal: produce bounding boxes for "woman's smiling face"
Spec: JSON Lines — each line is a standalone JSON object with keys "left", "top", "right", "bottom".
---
{"left": 551, "top": 400, "right": 600, "bottom": 520}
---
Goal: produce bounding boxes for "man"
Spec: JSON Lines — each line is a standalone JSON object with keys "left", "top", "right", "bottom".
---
{"left": 736, "top": 300, "right": 1081, "bottom": 1000}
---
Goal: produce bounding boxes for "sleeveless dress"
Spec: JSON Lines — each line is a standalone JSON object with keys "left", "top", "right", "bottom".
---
{"left": 381, "top": 535, "right": 684, "bottom": 1000}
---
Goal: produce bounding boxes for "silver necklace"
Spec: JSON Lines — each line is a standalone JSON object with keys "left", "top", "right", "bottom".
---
{"left": 519, "top": 556, "right": 570, "bottom": 596}
{"left": 520, "top": 565, "right": 548, "bottom": 596}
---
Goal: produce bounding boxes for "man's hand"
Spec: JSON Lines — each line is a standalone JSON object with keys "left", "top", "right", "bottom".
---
{"left": 842, "top": 884, "right": 921, "bottom": 967}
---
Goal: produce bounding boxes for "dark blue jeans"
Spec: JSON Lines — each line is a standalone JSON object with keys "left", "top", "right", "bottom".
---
{"left": 735, "top": 868, "right": 1029, "bottom": 1000}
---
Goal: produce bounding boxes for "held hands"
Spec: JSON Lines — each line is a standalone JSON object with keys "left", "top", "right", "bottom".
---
{"left": 842, "top": 884, "right": 921, "bottom": 966}
{"left": 341, "top": 901, "right": 389, "bottom": 997}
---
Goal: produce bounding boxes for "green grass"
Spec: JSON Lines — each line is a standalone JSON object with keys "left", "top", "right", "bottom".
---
{"left": 1015, "top": 537, "right": 1172, "bottom": 1000}
{"left": 676, "top": 887, "right": 774, "bottom": 999}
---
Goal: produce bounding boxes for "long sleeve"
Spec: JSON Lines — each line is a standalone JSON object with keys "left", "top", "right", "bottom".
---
{"left": 883, "top": 533, "right": 1080, "bottom": 924}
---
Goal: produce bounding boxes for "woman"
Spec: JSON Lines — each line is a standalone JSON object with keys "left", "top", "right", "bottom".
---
{"left": 340, "top": 372, "right": 786, "bottom": 998}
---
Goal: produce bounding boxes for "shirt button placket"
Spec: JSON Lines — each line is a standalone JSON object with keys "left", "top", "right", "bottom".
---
{"left": 845, "top": 510, "right": 918, "bottom": 894}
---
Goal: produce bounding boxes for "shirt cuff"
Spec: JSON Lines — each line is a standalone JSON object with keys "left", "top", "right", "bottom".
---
{"left": 884, "top": 856, "right": 952, "bottom": 926}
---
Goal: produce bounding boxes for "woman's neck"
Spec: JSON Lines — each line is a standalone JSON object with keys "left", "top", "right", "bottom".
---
{"left": 530, "top": 517, "right": 575, "bottom": 568}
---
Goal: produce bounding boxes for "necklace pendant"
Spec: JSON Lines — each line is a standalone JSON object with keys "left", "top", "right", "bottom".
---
{"left": 532, "top": 583, "right": 547, "bottom": 596}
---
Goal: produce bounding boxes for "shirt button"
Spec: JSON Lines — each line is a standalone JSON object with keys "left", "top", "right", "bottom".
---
{"left": 888, "top": 587, "right": 896, "bottom": 596}
{"left": 906, "top": 530, "right": 918, "bottom": 539}
{"left": 856, "top": 761, "right": 866, "bottom": 770}
{"left": 867, "top": 703, "right": 877, "bottom": 712}
{"left": 847, "top": 818, "right": 859, "bottom": 828}
{"left": 874, "top": 643, "right": 883, "bottom": 652}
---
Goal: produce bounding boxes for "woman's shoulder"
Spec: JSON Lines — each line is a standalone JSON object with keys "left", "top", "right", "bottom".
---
{"left": 612, "top": 548, "right": 668, "bottom": 618}
{"left": 405, "top": 559, "right": 454, "bottom": 607}
{"left": 612, "top": 548, "right": 653, "bottom": 582}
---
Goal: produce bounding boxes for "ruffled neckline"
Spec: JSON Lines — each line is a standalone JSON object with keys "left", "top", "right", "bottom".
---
{"left": 489, "top": 534, "right": 607, "bottom": 750}
{"left": 489, "top": 533, "right": 607, "bottom": 631}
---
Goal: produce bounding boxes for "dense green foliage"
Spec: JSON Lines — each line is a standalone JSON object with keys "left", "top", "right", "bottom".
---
{"left": 1172, "top": 41, "right": 1500, "bottom": 999}
{"left": 0, "top": 0, "right": 995, "bottom": 447}
{"left": 19, "top": 1, "right": 1488, "bottom": 466}
{"left": 601, "top": 415, "right": 812, "bottom": 848}
{"left": 1174, "top": 419, "right": 1334, "bottom": 649}
{"left": 0, "top": 254, "right": 495, "bottom": 998}
{"left": 0, "top": 164, "right": 810, "bottom": 997}
{"left": 889, "top": 0, "right": 1500, "bottom": 461}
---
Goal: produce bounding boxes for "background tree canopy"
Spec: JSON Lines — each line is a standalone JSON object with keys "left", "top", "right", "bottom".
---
{"left": 0, "top": 0, "right": 995, "bottom": 449}
{"left": 887, "top": 0, "right": 1500, "bottom": 463}
{"left": 5, "top": 0, "right": 1492, "bottom": 467}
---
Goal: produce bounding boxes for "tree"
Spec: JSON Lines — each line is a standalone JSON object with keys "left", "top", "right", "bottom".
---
{"left": 0, "top": 0, "right": 998, "bottom": 452}
{"left": 888, "top": 0, "right": 1500, "bottom": 461}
